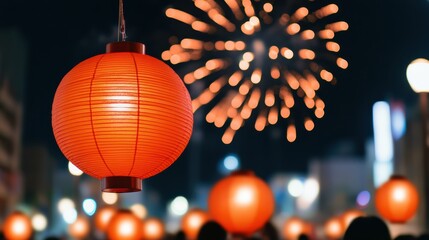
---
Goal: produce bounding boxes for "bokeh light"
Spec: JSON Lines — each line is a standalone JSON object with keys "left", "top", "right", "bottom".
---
{"left": 68, "top": 215, "right": 90, "bottom": 239}
{"left": 142, "top": 218, "right": 165, "bottom": 240}
{"left": 82, "top": 198, "right": 97, "bottom": 216}
{"left": 31, "top": 213, "right": 48, "bottom": 232}
{"left": 68, "top": 161, "right": 83, "bottom": 176}
{"left": 4, "top": 212, "right": 32, "bottom": 240}
{"left": 62, "top": 208, "right": 78, "bottom": 224}
{"left": 356, "top": 190, "right": 371, "bottom": 207}
{"left": 130, "top": 204, "right": 148, "bottom": 219}
{"left": 223, "top": 155, "right": 240, "bottom": 171}
{"left": 102, "top": 192, "right": 119, "bottom": 205}
{"left": 94, "top": 207, "right": 117, "bottom": 232}
{"left": 58, "top": 198, "right": 75, "bottom": 214}
{"left": 169, "top": 196, "right": 189, "bottom": 216}
{"left": 288, "top": 178, "right": 304, "bottom": 197}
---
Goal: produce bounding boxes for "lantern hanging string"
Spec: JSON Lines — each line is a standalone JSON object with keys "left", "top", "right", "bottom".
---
{"left": 117, "top": 0, "right": 126, "bottom": 42}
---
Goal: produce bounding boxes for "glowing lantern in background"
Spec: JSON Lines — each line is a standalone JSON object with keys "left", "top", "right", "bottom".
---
{"left": 341, "top": 209, "right": 365, "bottom": 229}
{"left": 375, "top": 175, "right": 419, "bottom": 223}
{"left": 208, "top": 170, "right": 275, "bottom": 236}
{"left": 141, "top": 218, "right": 164, "bottom": 240}
{"left": 3, "top": 211, "right": 32, "bottom": 240}
{"left": 94, "top": 206, "right": 117, "bottom": 232}
{"left": 107, "top": 210, "right": 143, "bottom": 240}
{"left": 181, "top": 209, "right": 210, "bottom": 239}
{"left": 69, "top": 215, "right": 90, "bottom": 239}
{"left": 282, "top": 216, "right": 310, "bottom": 240}
{"left": 324, "top": 217, "right": 344, "bottom": 240}
{"left": 52, "top": 41, "right": 193, "bottom": 192}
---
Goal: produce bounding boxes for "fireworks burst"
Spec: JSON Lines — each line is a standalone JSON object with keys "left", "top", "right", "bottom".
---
{"left": 163, "top": 0, "right": 348, "bottom": 144}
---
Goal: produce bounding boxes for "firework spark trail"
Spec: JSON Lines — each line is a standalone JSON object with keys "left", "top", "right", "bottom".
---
{"left": 164, "top": 0, "right": 348, "bottom": 144}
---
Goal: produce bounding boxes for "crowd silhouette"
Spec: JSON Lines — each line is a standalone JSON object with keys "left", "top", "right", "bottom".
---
{"left": 187, "top": 215, "right": 426, "bottom": 240}
{"left": 15, "top": 214, "right": 426, "bottom": 240}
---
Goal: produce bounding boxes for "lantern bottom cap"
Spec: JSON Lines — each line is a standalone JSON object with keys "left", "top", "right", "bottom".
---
{"left": 101, "top": 176, "right": 142, "bottom": 193}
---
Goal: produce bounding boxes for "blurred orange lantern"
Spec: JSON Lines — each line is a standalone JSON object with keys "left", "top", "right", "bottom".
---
{"left": 341, "top": 209, "right": 365, "bottom": 229}
{"left": 94, "top": 206, "right": 117, "bottom": 232}
{"left": 375, "top": 175, "right": 419, "bottom": 223}
{"left": 52, "top": 41, "right": 193, "bottom": 192}
{"left": 69, "top": 215, "right": 90, "bottom": 239}
{"left": 181, "top": 209, "right": 210, "bottom": 239}
{"left": 282, "top": 216, "right": 310, "bottom": 240}
{"left": 3, "top": 211, "right": 32, "bottom": 240}
{"left": 107, "top": 210, "right": 143, "bottom": 240}
{"left": 208, "top": 170, "right": 275, "bottom": 236}
{"left": 142, "top": 218, "right": 164, "bottom": 240}
{"left": 324, "top": 217, "right": 344, "bottom": 240}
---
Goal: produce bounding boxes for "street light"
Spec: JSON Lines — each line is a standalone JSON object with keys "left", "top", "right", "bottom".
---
{"left": 407, "top": 58, "right": 429, "bottom": 93}
{"left": 406, "top": 58, "right": 429, "bottom": 229}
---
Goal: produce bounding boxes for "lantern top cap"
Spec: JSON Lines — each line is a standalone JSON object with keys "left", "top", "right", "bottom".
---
{"left": 106, "top": 42, "right": 145, "bottom": 54}
{"left": 389, "top": 175, "right": 406, "bottom": 180}
{"left": 230, "top": 170, "right": 255, "bottom": 176}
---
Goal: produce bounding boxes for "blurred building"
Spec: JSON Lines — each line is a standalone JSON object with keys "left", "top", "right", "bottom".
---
{"left": 0, "top": 29, "right": 27, "bottom": 217}
{"left": 309, "top": 154, "right": 371, "bottom": 218}
{"left": 391, "top": 101, "right": 424, "bottom": 235}
{"left": 22, "top": 146, "right": 53, "bottom": 215}
{"left": 369, "top": 100, "right": 423, "bottom": 236}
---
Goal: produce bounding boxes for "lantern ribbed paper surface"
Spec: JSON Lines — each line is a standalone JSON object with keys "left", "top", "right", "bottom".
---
{"left": 52, "top": 42, "right": 193, "bottom": 192}
{"left": 375, "top": 175, "right": 419, "bottom": 223}
{"left": 208, "top": 171, "right": 274, "bottom": 236}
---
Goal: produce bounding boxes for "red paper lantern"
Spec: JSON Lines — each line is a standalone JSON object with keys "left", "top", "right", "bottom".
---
{"left": 375, "top": 175, "right": 419, "bottom": 223}
{"left": 3, "top": 211, "right": 32, "bottom": 240}
{"left": 69, "top": 215, "right": 90, "bottom": 239}
{"left": 282, "top": 217, "right": 309, "bottom": 240}
{"left": 324, "top": 217, "right": 344, "bottom": 240}
{"left": 142, "top": 218, "right": 164, "bottom": 240}
{"left": 341, "top": 209, "right": 365, "bottom": 229}
{"left": 107, "top": 210, "right": 143, "bottom": 240}
{"left": 52, "top": 42, "right": 193, "bottom": 192}
{"left": 94, "top": 206, "right": 117, "bottom": 232}
{"left": 181, "top": 209, "right": 210, "bottom": 240}
{"left": 208, "top": 170, "right": 275, "bottom": 236}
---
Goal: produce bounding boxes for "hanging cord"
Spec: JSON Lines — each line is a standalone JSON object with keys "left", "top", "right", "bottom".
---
{"left": 117, "top": 0, "right": 126, "bottom": 41}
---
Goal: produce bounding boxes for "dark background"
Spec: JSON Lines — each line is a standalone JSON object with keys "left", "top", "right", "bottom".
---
{"left": 1, "top": 0, "right": 428, "bottom": 201}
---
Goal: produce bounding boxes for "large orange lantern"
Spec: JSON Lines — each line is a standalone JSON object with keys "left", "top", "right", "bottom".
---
{"left": 142, "top": 218, "right": 164, "bottom": 240}
{"left": 107, "top": 210, "right": 143, "bottom": 240}
{"left": 3, "top": 211, "right": 32, "bottom": 240}
{"left": 94, "top": 206, "right": 117, "bottom": 232}
{"left": 208, "top": 170, "right": 275, "bottom": 236}
{"left": 52, "top": 41, "right": 193, "bottom": 192}
{"left": 69, "top": 215, "right": 90, "bottom": 239}
{"left": 341, "top": 209, "right": 365, "bottom": 229}
{"left": 181, "top": 209, "right": 210, "bottom": 239}
{"left": 375, "top": 175, "right": 419, "bottom": 223}
{"left": 324, "top": 217, "right": 344, "bottom": 240}
{"left": 282, "top": 217, "right": 310, "bottom": 240}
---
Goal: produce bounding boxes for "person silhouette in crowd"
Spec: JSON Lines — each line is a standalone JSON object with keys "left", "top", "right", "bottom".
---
{"left": 44, "top": 237, "right": 61, "bottom": 240}
{"left": 197, "top": 220, "right": 227, "bottom": 240}
{"left": 394, "top": 235, "right": 417, "bottom": 240}
{"left": 418, "top": 234, "right": 429, "bottom": 240}
{"left": 261, "top": 221, "right": 279, "bottom": 240}
{"left": 298, "top": 234, "right": 310, "bottom": 240}
{"left": 343, "top": 216, "right": 391, "bottom": 240}
{"left": 174, "top": 230, "right": 186, "bottom": 240}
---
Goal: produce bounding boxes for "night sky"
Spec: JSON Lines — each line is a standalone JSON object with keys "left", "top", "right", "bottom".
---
{"left": 1, "top": 0, "right": 429, "bottom": 200}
